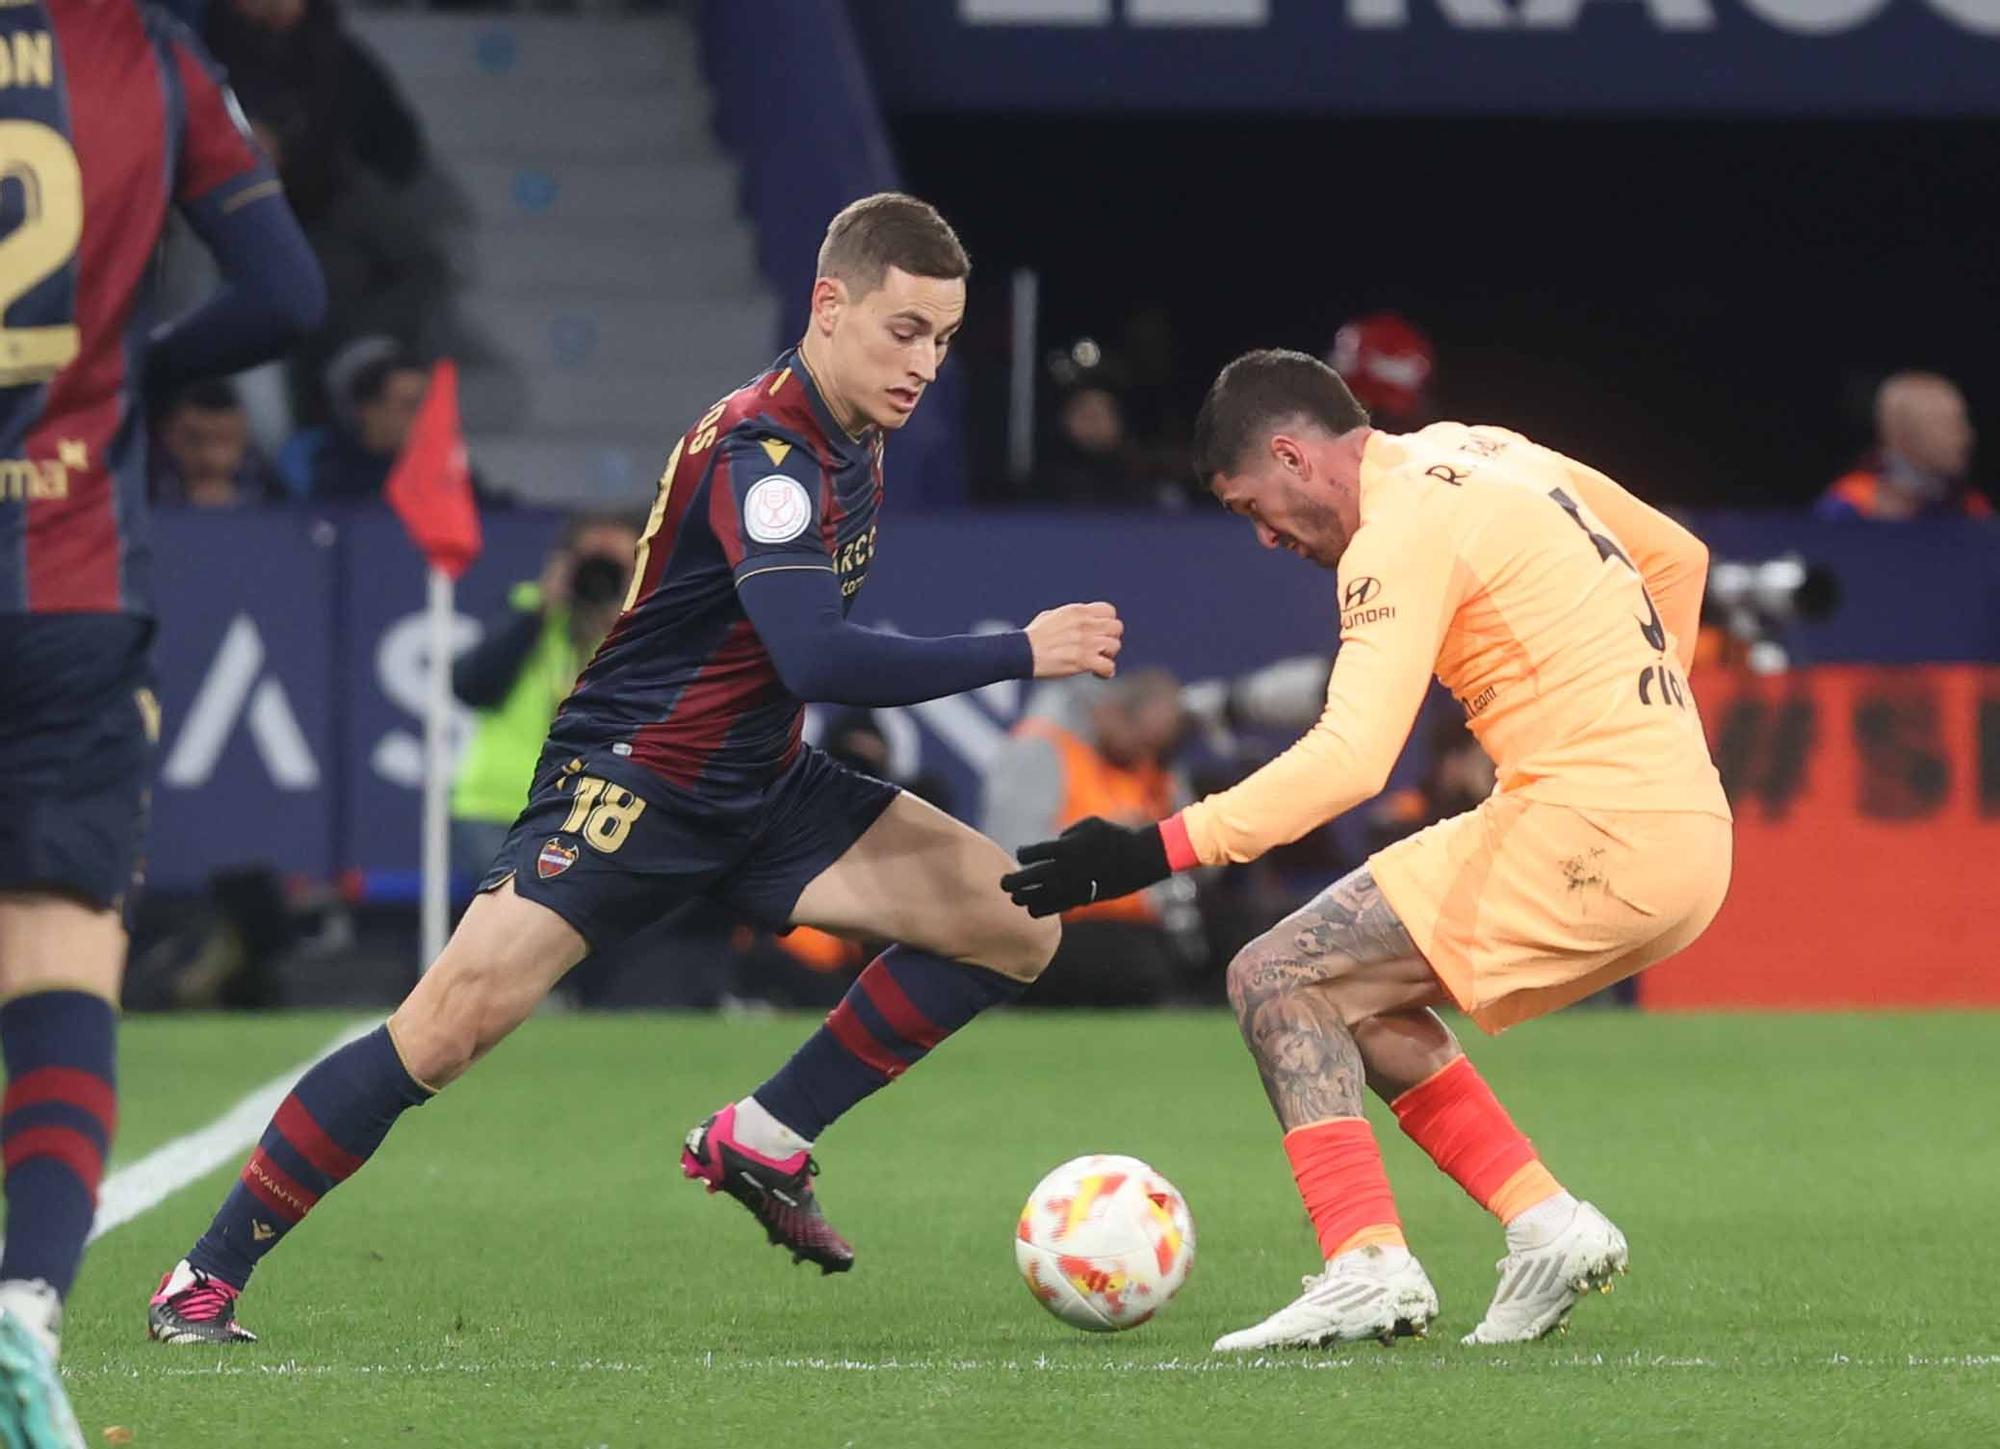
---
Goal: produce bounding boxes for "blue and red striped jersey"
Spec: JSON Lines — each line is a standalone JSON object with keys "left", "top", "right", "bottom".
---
{"left": 0, "top": 0, "right": 271, "bottom": 614}
{"left": 551, "top": 351, "right": 884, "bottom": 801}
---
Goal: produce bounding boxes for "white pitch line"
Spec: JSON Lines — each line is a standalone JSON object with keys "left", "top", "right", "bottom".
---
{"left": 86, "top": 1019, "right": 378, "bottom": 1243}
{"left": 59, "top": 1351, "right": 2000, "bottom": 1383}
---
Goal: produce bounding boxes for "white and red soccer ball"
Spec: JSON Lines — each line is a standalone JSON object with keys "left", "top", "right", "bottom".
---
{"left": 1015, "top": 1154, "right": 1195, "bottom": 1332}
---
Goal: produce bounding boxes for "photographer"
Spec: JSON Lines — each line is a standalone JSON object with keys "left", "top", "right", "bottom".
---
{"left": 448, "top": 515, "right": 639, "bottom": 879}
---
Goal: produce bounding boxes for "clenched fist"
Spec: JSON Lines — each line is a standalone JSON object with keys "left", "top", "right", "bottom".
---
{"left": 1025, "top": 601, "right": 1124, "bottom": 680}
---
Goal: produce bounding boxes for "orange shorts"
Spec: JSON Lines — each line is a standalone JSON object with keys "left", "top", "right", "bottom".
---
{"left": 1369, "top": 795, "right": 1732, "bottom": 1034}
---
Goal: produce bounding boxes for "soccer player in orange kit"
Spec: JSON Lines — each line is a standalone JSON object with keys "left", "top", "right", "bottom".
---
{"left": 1005, "top": 350, "right": 1733, "bottom": 1351}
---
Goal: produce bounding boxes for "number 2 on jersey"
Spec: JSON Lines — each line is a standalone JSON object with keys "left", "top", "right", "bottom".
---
{"left": 1547, "top": 487, "right": 1669, "bottom": 653}
{"left": 0, "top": 121, "right": 84, "bottom": 387}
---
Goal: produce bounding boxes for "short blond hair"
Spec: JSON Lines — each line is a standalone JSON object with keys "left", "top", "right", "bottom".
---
{"left": 817, "top": 193, "right": 969, "bottom": 298}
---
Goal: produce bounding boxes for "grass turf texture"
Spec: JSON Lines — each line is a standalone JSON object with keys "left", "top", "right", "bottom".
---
{"left": 59, "top": 1010, "right": 2000, "bottom": 1448}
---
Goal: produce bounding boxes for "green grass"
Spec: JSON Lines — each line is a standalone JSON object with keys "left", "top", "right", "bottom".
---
{"left": 59, "top": 1011, "right": 2000, "bottom": 1448}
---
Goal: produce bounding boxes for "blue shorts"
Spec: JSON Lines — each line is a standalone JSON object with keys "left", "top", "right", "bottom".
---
{"left": 0, "top": 615, "right": 156, "bottom": 909}
{"left": 479, "top": 744, "right": 898, "bottom": 950}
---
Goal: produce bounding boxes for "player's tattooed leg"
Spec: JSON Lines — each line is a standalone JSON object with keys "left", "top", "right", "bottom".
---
{"left": 1225, "top": 867, "right": 1432, "bottom": 1130}
{"left": 1235, "top": 982, "right": 1366, "bottom": 1127}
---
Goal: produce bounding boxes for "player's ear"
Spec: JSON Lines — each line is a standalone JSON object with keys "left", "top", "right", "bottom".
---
{"left": 1270, "top": 433, "right": 1304, "bottom": 476}
{"left": 809, "top": 276, "right": 847, "bottom": 335}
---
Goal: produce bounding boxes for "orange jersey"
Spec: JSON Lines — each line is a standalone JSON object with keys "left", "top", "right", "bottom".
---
{"left": 1180, "top": 423, "right": 1730, "bottom": 867}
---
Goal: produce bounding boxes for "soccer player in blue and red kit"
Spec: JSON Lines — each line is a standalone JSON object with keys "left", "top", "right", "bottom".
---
{"left": 149, "top": 193, "right": 1123, "bottom": 1343}
{"left": 1, "top": 0, "right": 322, "bottom": 1438}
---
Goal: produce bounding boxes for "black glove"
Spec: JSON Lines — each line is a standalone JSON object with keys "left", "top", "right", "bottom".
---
{"left": 1001, "top": 816, "right": 1171, "bottom": 919}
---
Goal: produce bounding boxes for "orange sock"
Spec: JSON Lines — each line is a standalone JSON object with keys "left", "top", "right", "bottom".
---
{"left": 1390, "top": 1056, "right": 1564, "bottom": 1224}
{"left": 1282, "top": 1117, "right": 1406, "bottom": 1259}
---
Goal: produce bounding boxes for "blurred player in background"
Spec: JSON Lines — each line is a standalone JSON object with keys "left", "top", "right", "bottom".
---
{"left": 1007, "top": 350, "right": 1731, "bottom": 1351}
{"left": 149, "top": 193, "right": 1123, "bottom": 1345}
{"left": 0, "top": 0, "right": 322, "bottom": 1437}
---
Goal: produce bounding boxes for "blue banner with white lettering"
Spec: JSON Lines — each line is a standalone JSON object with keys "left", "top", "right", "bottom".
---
{"left": 144, "top": 507, "right": 2000, "bottom": 889}
{"left": 848, "top": 0, "right": 2000, "bottom": 116}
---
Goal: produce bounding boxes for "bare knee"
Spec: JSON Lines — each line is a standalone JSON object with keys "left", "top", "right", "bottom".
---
{"left": 970, "top": 908, "right": 1062, "bottom": 983}
{"left": 1225, "top": 933, "right": 1366, "bottom": 1028}
{"left": 389, "top": 954, "right": 529, "bottom": 1088}
{"left": 1225, "top": 936, "right": 1290, "bottom": 1023}
{"left": 0, "top": 894, "right": 126, "bottom": 1004}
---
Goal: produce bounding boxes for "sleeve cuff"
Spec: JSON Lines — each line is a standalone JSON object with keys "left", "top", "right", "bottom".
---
{"left": 1160, "top": 812, "right": 1200, "bottom": 873}
{"left": 1004, "top": 629, "right": 1035, "bottom": 680}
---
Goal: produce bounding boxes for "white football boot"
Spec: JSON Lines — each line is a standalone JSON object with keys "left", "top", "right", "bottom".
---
{"left": 1463, "top": 1196, "right": 1628, "bottom": 1345}
{"left": 1213, "top": 1244, "right": 1439, "bottom": 1352}
{"left": 0, "top": 1279, "right": 83, "bottom": 1449}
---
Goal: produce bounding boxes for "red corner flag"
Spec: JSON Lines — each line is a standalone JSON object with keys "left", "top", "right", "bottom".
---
{"left": 385, "top": 359, "right": 481, "bottom": 579}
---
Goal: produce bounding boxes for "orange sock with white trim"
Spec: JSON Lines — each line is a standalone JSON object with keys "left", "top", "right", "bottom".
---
{"left": 1282, "top": 1117, "right": 1406, "bottom": 1260}
{"left": 1390, "top": 1056, "right": 1565, "bottom": 1225}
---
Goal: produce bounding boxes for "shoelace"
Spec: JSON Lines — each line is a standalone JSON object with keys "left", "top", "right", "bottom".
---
{"left": 175, "top": 1280, "right": 236, "bottom": 1321}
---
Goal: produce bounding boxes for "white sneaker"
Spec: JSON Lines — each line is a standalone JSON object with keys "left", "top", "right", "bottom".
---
{"left": 1463, "top": 1198, "right": 1628, "bottom": 1344}
{"left": 1213, "top": 1244, "right": 1439, "bottom": 1352}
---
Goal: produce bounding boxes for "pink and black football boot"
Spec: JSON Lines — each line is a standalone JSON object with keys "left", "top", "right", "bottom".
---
{"left": 148, "top": 1260, "right": 257, "bottom": 1344}
{"left": 681, "top": 1105, "right": 854, "bottom": 1274}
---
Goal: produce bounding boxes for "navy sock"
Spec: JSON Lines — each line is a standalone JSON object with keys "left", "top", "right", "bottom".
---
{"left": 753, "top": 946, "right": 1028, "bottom": 1142}
{"left": 188, "top": 1025, "right": 430, "bottom": 1290}
{"left": 0, "top": 991, "right": 116, "bottom": 1299}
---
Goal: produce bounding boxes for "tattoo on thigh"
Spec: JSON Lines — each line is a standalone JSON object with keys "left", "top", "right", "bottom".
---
{"left": 1226, "top": 869, "right": 1417, "bottom": 1130}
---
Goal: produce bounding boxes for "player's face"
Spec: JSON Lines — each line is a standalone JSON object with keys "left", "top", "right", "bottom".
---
{"left": 1210, "top": 439, "right": 1351, "bottom": 570}
{"left": 826, "top": 268, "right": 966, "bottom": 432}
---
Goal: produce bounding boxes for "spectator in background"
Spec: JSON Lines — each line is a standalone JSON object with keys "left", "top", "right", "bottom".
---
{"left": 1817, "top": 372, "right": 1988, "bottom": 520}
{"left": 207, "top": 0, "right": 426, "bottom": 219}
{"left": 1041, "top": 379, "right": 1178, "bottom": 506}
{"left": 276, "top": 338, "right": 427, "bottom": 501}
{"left": 210, "top": 0, "right": 454, "bottom": 424}
{"left": 150, "top": 382, "right": 276, "bottom": 507}
{"left": 448, "top": 515, "right": 640, "bottom": 881}
{"left": 1328, "top": 312, "right": 1436, "bottom": 432}
{"left": 982, "top": 671, "right": 1195, "bottom": 1005}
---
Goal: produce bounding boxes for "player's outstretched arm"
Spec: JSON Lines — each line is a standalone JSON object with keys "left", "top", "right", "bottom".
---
{"left": 738, "top": 568, "right": 1121, "bottom": 708}
{"left": 1004, "top": 518, "right": 1459, "bottom": 917}
{"left": 720, "top": 426, "right": 1120, "bottom": 707}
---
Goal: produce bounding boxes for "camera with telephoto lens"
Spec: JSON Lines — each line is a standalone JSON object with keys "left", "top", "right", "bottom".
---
{"left": 1703, "top": 554, "right": 1841, "bottom": 673}
{"left": 569, "top": 553, "right": 629, "bottom": 609}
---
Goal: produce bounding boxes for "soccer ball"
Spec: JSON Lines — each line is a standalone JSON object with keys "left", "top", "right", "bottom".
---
{"left": 1014, "top": 1154, "right": 1195, "bottom": 1332}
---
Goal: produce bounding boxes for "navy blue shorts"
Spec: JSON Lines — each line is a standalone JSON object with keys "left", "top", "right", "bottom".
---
{"left": 480, "top": 744, "right": 898, "bottom": 950}
{"left": 0, "top": 615, "right": 156, "bottom": 909}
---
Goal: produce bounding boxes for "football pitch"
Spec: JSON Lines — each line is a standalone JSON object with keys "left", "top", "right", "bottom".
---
{"left": 61, "top": 1010, "right": 2000, "bottom": 1448}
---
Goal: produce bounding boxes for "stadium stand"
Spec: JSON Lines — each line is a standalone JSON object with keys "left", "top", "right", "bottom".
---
{"left": 348, "top": 10, "right": 779, "bottom": 504}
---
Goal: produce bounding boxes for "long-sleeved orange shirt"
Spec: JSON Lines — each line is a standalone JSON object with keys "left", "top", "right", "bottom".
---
{"left": 1176, "top": 424, "right": 1730, "bottom": 868}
